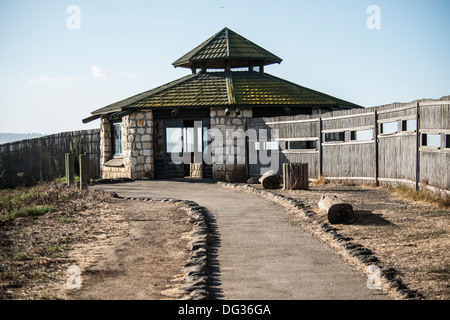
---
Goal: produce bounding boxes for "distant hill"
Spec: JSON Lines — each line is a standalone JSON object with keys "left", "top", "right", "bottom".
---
{"left": 0, "top": 133, "right": 45, "bottom": 145}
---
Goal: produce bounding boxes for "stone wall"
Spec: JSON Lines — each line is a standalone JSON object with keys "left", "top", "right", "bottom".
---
{"left": 210, "top": 106, "right": 252, "bottom": 181}
{"left": 100, "top": 110, "right": 154, "bottom": 180}
{"left": 124, "top": 110, "right": 154, "bottom": 180}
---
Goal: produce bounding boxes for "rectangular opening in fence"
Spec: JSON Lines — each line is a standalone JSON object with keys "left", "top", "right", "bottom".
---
{"left": 284, "top": 140, "right": 317, "bottom": 150}
{"left": 324, "top": 132, "right": 345, "bottom": 142}
{"left": 422, "top": 133, "right": 441, "bottom": 148}
{"left": 350, "top": 129, "right": 373, "bottom": 141}
{"left": 402, "top": 119, "right": 417, "bottom": 132}
{"left": 254, "top": 141, "right": 279, "bottom": 150}
{"left": 446, "top": 135, "right": 450, "bottom": 149}
{"left": 380, "top": 121, "right": 397, "bottom": 134}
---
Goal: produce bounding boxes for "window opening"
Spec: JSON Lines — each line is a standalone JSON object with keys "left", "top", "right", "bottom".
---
{"left": 324, "top": 132, "right": 344, "bottom": 142}
{"left": 285, "top": 140, "right": 317, "bottom": 149}
{"left": 350, "top": 129, "right": 373, "bottom": 141}
{"left": 113, "top": 122, "right": 123, "bottom": 156}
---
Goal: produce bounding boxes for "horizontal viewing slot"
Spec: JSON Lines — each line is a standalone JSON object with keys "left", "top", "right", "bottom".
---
{"left": 351, "top": 129, "right": 373, "bottom": 141}
{"left": 285, "top": 140, "right": 317, "bottom": 150}
{"left": 324, "top": 132, "right": 344, "bottom": 142}
{"left": 380, "top": 121, "right": 398, "bottom": 134}
{"left": 402, "top": 119, "right": 417, "bottom": 132}
{"left": 254, "top": 141, "right": 279, "bottom": 150}
{"left": 422, "top": 133, "right": 441, "bottom": 148}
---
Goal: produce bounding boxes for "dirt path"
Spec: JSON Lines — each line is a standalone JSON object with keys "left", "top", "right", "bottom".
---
{"left": 0, "top": 185, "right": 194, "bottom": 300}
{"left": 67, "top": 200, "right": 192, "bottom": 300}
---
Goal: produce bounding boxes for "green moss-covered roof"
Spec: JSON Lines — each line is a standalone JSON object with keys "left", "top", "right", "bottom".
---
{"left": 172, "top": 28, "right": 282, "bottom": 69}
{"left": 88, "top": 71, "right": 361, "bottom": 117}
{"left": 84, "top": 28, "right": 362, "bottom": 123}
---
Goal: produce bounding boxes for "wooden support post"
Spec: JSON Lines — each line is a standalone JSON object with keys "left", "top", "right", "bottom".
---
{"left": 79, "top": 153, "right": 89, "bottom": 190}
{"left": 65, "top": 153, "right": 74, "bottom": 186}
{"left": 201, "top": 61, "right": 207, "bottom": 73}
{"left": 415, "top": 102, "right": 420, "bottom": 190}
{"left": 283, "top": 163, "right": 308, "bottom": 190}
{"left": 318, "top": 117, "right": 323, "bottom": 179}
{"left": 374, "top": 111, "right": 379, "bottom": 185}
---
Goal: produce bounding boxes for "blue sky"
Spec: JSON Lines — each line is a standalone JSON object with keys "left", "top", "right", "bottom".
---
{"left": 0, "top": 0, "right": 449, "bottom": 134}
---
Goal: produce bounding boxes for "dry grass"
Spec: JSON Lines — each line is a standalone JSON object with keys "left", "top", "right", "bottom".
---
{"left": 310, "top": 175, "right": 327, "bottom": 186}
{"left": 0, "top": 183, "right": 193, "bottom": 300}
{"left": 0, "top": 183, "right": 121, "bottom": 299}
{"left": 389, "top": 183, "right": 450, "bottom": 208}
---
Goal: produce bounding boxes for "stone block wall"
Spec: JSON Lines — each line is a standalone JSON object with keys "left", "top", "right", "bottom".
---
{"left": 100, "top": 107, "right": 252, "bottom": 182}
{"left": 210, "top": 107, "right": 252, "bottom": 181}
{"left": 123, "top": 110, "right": 154, "bottom": 179}
{"left": 100, "top": 110, "right": 154, "bottom": 180}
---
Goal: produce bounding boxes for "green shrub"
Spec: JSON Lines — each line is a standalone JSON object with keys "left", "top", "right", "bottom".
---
{"left": 12, "top": 252, "right": 33, "bottom": 261}
{"left": 59, "top": 216, "right": 74, "bottom": 223}
{"left": 1, "top": 204, "right": 55, "bottom": 221}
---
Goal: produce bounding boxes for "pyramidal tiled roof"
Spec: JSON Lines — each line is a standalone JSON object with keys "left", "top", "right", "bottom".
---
{"left": 84, "top": 28, "right": 362, "bottom": 122}
{"left": 172, "top": 27, "right": 282, "bottom": 69}
{"left": 89, "top": 71, "right": 361, "bottom": 116}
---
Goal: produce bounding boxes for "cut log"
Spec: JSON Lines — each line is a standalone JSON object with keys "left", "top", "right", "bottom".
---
{"left": 247, "top": 177, "right": 260, "bottom": 184}
{"left": 283, "top": 163, "right": 308, "bottom": 190}
{"left": 318, "top": 195, "right": 354, "bottom": 224}
{"left": 190, "top": 163, "right": 203, "bottom": 178}
{"left": 259, "top": 170, "right": 280, "bottom": 189}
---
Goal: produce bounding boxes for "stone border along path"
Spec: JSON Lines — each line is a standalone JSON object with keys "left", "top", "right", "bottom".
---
{"left": 217, "top": 182, "right": 424, "bottom": 300}
{"left": 89, "top": 179, "right": 422, "bottom": 300}
{"left": 112, "top": 195, "right": 212, "bottom": 300}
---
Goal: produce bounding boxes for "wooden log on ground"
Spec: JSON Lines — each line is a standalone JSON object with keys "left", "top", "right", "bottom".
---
{"left": 318, "top": 195, "right": 354, "bottom": 224}
{"left": 259, "top": 170, "right": 280, "bottom": 189}
{"left": 283, "top": 163, "right": 308, "bottom": 190}
{"left": 247, "top": 177, "right": 260, "bottom": 184}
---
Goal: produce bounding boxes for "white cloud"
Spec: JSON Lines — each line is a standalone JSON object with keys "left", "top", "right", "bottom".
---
{"left": 91, "top": 65, "right": 112, "bottom": 78}
{"left": 91, "top": 65, "right": 137, "bottom": 79}
{"left": 28, "top": 76, "right": 77, "bottom": 84}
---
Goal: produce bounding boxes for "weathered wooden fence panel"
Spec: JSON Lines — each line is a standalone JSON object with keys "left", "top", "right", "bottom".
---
{"left": 0, "top": 129, "right": 100, "bottom": 188}
{"left": 247, "top": 96, "right": 450, "bottom": 191}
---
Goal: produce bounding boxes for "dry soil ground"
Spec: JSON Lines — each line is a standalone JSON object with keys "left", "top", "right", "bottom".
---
{"left": 0, "top": 185, "right": 192, "bottom": 300}
{"left": 0, "top": 182, "right": 448, "bottom": 300}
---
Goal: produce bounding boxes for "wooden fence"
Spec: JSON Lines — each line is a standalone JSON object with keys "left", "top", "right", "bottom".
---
{"left": 0, "top": 129, "right": 100, "bottom": 188}
{"left": 1, "top": 97, "right": 448, "bottom": 192}
{"left": 247, "top": 97, "right": 450, "bottom": 192}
